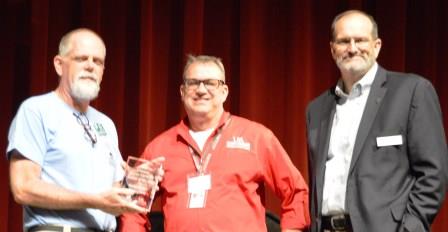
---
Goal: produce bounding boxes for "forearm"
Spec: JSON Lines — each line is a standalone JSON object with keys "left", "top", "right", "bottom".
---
{"left": 9, "top": 150, "right": 149, "bottom": 217}
{"left": 265, "top": 138, "right": 310, "bottom": 229}
{"left": 13, "top": 180, "right": 102, "bottom": 210}
{"left": 11, "top": 168, "right": 145, "bottom": 216}
{"left": 10, "top": 152, "right": 111, "bottom": 211}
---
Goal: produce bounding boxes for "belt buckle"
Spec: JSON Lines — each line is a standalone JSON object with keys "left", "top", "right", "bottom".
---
{"left": 330, "top": 214, "right": 346, "bottom": 231}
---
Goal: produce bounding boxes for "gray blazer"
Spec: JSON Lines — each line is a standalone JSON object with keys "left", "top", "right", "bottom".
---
{"left": 306, "top": 66, "right": 448, "bottom": 232}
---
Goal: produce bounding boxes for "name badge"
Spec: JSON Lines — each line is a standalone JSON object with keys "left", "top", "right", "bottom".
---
{"left": 376, "top": 135, "right": 403, "bottom": 147}
{"left": 187, "top": 174, "right": 211, "bottom": 208}
{"left": 187, "top": 174, "right": 211, "bottom": 193}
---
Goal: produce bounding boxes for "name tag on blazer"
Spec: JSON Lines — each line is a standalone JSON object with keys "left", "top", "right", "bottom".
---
{"left": 376, "top": 135, "right": 403, "bottom": 147}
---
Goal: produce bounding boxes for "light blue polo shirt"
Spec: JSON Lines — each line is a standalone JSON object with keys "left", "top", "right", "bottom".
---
{"left": 7, "top": 92, "right": 124, "bottom": 231}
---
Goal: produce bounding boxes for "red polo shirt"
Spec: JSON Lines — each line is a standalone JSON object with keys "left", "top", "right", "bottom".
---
{"left": 120, "top": 112, "right": 310, "bottom": 231}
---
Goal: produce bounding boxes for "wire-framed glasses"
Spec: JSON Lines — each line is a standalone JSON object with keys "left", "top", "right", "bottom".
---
{"left": 332, "top": 37, "right": 373, "bottom": 49}
{"left": 73, "top": 112, "right": 97, "bottom": 147}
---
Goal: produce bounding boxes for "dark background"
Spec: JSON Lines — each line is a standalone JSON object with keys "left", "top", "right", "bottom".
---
{"left": 1, "top": 0, "right": 447, "bottom": 231}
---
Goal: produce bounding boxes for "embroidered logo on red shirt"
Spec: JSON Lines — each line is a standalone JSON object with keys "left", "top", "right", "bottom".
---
{"left": 226, "top": 136, "right": 251, "bottom": 151}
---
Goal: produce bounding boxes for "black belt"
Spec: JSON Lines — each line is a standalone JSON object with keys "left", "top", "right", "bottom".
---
{"left": 321, "top": 214, "right": 352, "bottom": 232}
{"left": 28, "top": 225, "right": 110, "bottom": 232}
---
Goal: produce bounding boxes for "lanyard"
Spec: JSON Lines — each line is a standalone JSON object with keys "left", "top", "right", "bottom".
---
{"left": 189, "top": 116, "right": 232, "bottom": 174}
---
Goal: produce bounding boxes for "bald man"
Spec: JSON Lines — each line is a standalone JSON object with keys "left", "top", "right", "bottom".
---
{"left": 7, "top": 28, "right": 161, "bottom": 232}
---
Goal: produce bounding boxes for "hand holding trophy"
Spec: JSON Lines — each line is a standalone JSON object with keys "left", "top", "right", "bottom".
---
{"left": 123, "top": 156, "right": 165, "bottom": 210}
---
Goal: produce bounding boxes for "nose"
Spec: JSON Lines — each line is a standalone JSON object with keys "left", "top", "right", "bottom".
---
{"left": 196, "top": 81, "right": 208, "bottom": 92}
{"left": 84, "top": 57, "right": 95, "bottom": 70}
{"left": 347, "top": 39, "right": 359, "bottom": 53}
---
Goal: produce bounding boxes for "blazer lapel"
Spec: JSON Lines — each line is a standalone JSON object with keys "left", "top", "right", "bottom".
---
{"left": 348, "top": 66, "right": 388, "bottom": 174}
{"left": 317, "top": 94, "right": 336, "bottom": 173}
{"left": 316, "top": 90, "right": 337, "bottom": 212}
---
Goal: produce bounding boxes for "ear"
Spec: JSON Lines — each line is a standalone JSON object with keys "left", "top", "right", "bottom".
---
{"left": 221, "top": 84, "right": 229, "bottom": 102}
{"left": 179, "top": 85, "right": 185, "bottom": 99}
{"left": 373, "top": 38, "right": 382, "bottom": 59}
{"left": 329, "top": 42, "right": 337, "bottom": 60}
{"left": 54, "top": 55, "right": 63, "bottom": 76}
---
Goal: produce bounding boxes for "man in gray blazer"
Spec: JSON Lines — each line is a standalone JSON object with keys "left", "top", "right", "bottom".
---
{"left": 306, "top": 10, "right": 447, "bottom": 232}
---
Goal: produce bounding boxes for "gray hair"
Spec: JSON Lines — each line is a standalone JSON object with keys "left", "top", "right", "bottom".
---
{"left": 58, "top": 28, "right": 105, "bottom": 56}
{"left": 330, "top": 10, "right": 378, "bottom": 41}
{"left": 183, "top": 54, "right": 225, "bottom": 82}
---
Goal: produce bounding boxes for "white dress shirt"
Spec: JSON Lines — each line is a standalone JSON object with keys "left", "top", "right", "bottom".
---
{"left": 322, "top": 63, "right": 378, "bottom": 215}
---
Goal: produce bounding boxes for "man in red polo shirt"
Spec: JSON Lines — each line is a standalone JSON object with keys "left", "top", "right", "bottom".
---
{"left": 120, "top": 54, "right": 310, "bottom": 232}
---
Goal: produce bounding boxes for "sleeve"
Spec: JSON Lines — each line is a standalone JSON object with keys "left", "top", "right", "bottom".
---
{"left": 261, "top": 129, "right": 310, "bottom": 230}
{"left": 305, "top": 104, "right": 318, "bottom": 224}
{"left": 118, "top": 143, "right": 154, "bottom": 232}
{"left": 402, "top": 78, "right": 448, "bottom": 230}
{"left": 7, "top": 101, "right": 47, "bottom": 164}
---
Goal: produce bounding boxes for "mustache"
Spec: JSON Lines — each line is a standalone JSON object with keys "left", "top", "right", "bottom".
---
{"left": 345, "top": 53, "right": 361, "bottom": 58}
{"left": 76, "top": 73, "right": 99, "bottom": 83}
{"left": 337, "top": 54, "right": 365, "bottom": 62}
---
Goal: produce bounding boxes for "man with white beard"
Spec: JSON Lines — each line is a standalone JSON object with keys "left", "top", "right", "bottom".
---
{"left": 6, "top": 28, "right": 162, "bottom": 232}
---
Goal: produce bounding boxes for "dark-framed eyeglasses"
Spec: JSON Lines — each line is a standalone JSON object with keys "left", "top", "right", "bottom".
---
{"left": 183, "top": 78, "right": 225, "bottom": 91}
{"left": 73, "top": 112, "right": 97, "bottom": 147}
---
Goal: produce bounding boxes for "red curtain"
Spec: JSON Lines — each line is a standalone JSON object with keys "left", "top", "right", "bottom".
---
{"left": 1, "top": 0, "right": 447, "bottom": 231}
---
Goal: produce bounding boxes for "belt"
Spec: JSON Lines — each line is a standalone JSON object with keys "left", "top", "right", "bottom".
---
{"left": 321, "top": 214, "right": 352, "bottom": 232}
{"left": 27, "top": 225, "right": 112, "bottom": 232}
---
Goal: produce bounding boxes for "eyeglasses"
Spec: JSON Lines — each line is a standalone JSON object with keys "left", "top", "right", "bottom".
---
{"left": 73, "top": 112, "right": 97, "bottom": 147}
{"left": 333, "top": 37, "right": 372, "bottom": 48}
{"left": 183, "top": 79, "right": 225, "bottom": 91}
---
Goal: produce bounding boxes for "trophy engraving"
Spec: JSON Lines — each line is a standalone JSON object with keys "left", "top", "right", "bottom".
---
{"left": 123, "top": 156, "right": 154, "bottom": 210}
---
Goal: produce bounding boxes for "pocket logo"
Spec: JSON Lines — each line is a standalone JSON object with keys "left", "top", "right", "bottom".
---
{"left": 226, "top": 136, "right": 251, "bottom": 151}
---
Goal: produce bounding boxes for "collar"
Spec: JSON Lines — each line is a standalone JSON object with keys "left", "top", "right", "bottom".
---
{"left": 176, "top": 112, "right": 231, "bottom": 147}
{"left": 335, "top": 62, "right": 378, "bottom": 100}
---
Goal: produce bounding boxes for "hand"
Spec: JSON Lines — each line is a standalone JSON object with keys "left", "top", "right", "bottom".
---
{"left": 117, "top": 156, "right": 165, "bottom": 213}
{"left": 122, "top": 156, "right": 165, "bottom": 186}
{"left": 149, "top": 156, "right": 165, "bottom": 184}
{"left": 96, "top": 186, "right": 149, "bottom": 216}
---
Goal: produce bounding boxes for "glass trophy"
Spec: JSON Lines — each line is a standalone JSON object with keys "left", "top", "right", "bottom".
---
{"left": 123, "top": 156, "right": 157, "bottom": 210}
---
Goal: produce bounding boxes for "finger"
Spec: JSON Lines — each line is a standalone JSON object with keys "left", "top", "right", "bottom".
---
{"left": 139, "top": 157, "right": 163, "bottom": 171}
{"left": 151, "top": 156, "right": 165, "bottom": 166}
{"left": 149, "top": 184, "right": 159, "bottom": 191}
{"left": 154, "top": 174, "right": 164, "bottom": 182}
{"left": 156, "top": 168, "right": 165, "bottom": 176}
{"left": 114, "top": 187, "right": 136, "bottom": 197}
{"left": 121, "top": 161, "right": 128, "bottom": 170}
{"left": 125, "top": 201, "right": 150, "bottom": 214}
{"left": 146, "top": 179, "right": 158, "bottom": 187}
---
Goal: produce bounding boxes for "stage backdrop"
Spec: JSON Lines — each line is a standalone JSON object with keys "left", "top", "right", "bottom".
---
{"left": 1, "top": 0, "right": 447, "bottom": 231}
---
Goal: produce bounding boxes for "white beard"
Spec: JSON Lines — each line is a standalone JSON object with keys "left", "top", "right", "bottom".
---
{"left": 71, "top": 74, "right": 100, "bottom": 101}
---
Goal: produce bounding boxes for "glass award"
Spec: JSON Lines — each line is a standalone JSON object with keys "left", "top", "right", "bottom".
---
{"left": 123, "top": 156, "right": 156, "bottom": 210}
